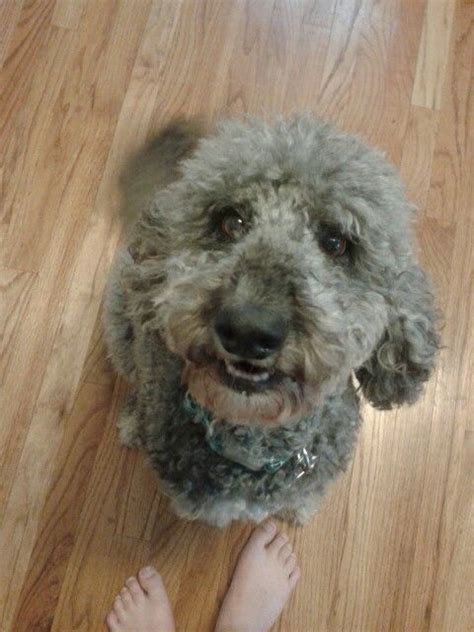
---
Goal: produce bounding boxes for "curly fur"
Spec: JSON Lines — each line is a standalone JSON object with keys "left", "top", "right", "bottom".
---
{"left": 103, "top": 116, "right": 439, "bottom": 526}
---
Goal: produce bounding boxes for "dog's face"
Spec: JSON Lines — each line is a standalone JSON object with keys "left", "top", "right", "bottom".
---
{"left": 129, "top": 118, "right": 438, "bottom": 426}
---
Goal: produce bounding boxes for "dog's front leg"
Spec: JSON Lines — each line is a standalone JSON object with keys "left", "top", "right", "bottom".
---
{"left": 117, "top": 392, "right": 143, "bottom": 449}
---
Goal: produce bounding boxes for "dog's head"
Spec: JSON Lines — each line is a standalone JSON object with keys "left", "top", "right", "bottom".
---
{"left": 127, "top": 117, "right": 439, "bottom": 426}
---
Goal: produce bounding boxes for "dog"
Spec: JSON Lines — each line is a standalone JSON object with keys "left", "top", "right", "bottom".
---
{"left": 103, "top": 116, "right": 439, "bottom": 526}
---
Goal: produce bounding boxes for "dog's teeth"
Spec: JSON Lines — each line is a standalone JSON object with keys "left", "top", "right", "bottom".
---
{"left": 224, "top": 360, "right": 270, "bottom": 382}
{"left": 250, "top": 371, "right": 270, "bottom": 382}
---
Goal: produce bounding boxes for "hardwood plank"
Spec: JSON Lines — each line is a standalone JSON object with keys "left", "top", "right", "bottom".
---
{"left": 0, "top": 2, "right": 153, "bottom": 628}
{"left": 52, "top": 0, "right": 87, "bottom": 30}
{"left": 165, "top": 0, "right": 244, "bottom": 118}
{"left": 400, "top": 105, "right": 439, "bottom": 213}
{"left": 0, "top": 0, "right": 151, "bottom": 505}
{"left": 412, "top": 0, "right": 457, "bottom": 110}
{"left": 434, "top": 430, "right": 474, "bottom": 630}
{"left": 114, "top": 453, "right": 161, "bottom": 542}
{"left": 145, "top": 0, "right": 334, "bottom": 124}
{"left": 0, "top": 267, "right": 36, "bottom": 373}
{"left": 317, "top": 0, "right": 425, "bottom": 164}
{"left": 0, "top": 0, "right": 58, "bottom": 229}
{"left": 173, "top": 520, "right": 251, "bottom": 632}
{"left": 398, "top": 1, "right": 474, "bottom": 627}
{"left": 275, "top": 473, "right": 353, "bottom": 631}
{"left": 425, "top": 0, "right": 472, "bottom": 225}
{"left": 49, "top": 379, "right": 143, "bottom": 630}
{"left": 12, "top": 381, "right": 113, "bottom": 632}
{"left": 416, "top": 216, "right": 455, "bottom": 313}
{"left": 0, "top": 0, "right": 23, "bottom": 70}
{"left": 1, "top": 0, "right": 149, "bottom": 271}
{"left": 413, "top": 5, "right": 473, "bottom": 616}
{"left": 82, "top": 312, "right": 116, "bottom": 387}
{"left": 317, "top": 0, "right": 368, "bottom": 124}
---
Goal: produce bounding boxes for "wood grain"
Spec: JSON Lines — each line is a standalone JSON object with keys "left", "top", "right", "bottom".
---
{"left": 52, "top": 0, "right": 87, "bottom": 30}
{"left": 0, "top": 0, "right": 23, "bottom": 70}
{"left": 1, "top": 1, "right": 472, "bottom": 630}
{"left": 12, "top": 381, "right": 113, "bottom": 632}
{"left": 400, "top": 106, "right": 439, "bottom": 212}
{"left": 0, "top": 267, "right": 36, "bottom": 374}
{"left": 412, "top": 0, "right": 457, "bottom": 109}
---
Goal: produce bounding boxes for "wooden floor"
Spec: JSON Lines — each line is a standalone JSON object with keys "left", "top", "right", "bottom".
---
{"left": 0, "top": 1, "right": 472, "bottom": 630}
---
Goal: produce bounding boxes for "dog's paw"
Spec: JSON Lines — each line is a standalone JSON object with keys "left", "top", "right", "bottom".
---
{"left": 276, "top": 509, "right": 306, "bottom": 526}
{"left": 117, "top": 395, "right": 143, "bottom": 449}
{"left": 278, "top": 497, "right": 322, "bottom": 525}
{"left": 117, "top": 418, "right": 143, "bottom": 449}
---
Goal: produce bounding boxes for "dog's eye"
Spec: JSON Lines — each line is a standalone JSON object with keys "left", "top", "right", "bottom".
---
{"left": 220, "top": 208, "right": 246, "bottom": 240}
{"left": 319, "top": 233, "right": 347, "bottom": 257}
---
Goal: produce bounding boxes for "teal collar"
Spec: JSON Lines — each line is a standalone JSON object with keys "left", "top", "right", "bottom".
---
{"left": 182, "top": 394, "right": 319, "bottom": 475}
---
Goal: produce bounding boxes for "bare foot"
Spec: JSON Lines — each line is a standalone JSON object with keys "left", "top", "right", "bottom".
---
{"left": 106, "top": 566, "right": 175, "bottom": 632}
{"left": 215, "top": 521, "right": 300, "bottom": 632}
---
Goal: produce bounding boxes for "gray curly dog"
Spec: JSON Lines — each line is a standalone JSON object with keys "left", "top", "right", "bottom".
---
{"left": 103, "top": 116, "right": 439, "bottom": 527}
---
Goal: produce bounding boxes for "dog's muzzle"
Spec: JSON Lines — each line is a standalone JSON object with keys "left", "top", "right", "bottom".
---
{"left": 214, "top": 303, "right": 288, "bottom": 392}
{"left": 215, "top": 303, "right": 288, "bottom": 360}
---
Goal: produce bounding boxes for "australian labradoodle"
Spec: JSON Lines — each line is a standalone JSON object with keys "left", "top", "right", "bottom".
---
{"left": 103, "top": 116, "right": 439, "bottom": 526}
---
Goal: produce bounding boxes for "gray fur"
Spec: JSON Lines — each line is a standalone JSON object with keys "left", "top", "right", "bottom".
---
{"left": 103, "top": 116, "right": 439, "bottom": 526}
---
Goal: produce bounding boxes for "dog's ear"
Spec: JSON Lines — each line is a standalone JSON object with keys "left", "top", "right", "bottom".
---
{"left": 355, "top": 264, "right": 439, "bottom": 409}
{"left": 122, "top": 118, "right": 209, "bottom": 265}
{"left": 120, "top": 118, "right": 207, "bottom": 233}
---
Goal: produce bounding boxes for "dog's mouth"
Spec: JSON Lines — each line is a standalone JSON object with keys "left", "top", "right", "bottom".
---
{"left": 218, "top": 358, "right": 281, "bottom": 393}
{"left": 185, "top": 347, "right": 287, "bottom": 394}
{"left": 183, "top": 348, "right": 311, "bottom": 424}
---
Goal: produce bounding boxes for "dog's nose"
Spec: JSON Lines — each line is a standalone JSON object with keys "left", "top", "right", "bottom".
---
{"left": 215, "top": 305, "right": 287, "bottom": 360}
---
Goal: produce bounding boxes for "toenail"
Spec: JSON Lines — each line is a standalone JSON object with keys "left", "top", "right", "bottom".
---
{"left": 140, "top": 566, "right": 155, "bottom": 577}
{"left": 263, "top": 521, "right": 276, "bottom": 532}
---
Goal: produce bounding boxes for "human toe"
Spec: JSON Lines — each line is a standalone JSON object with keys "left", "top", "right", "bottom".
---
{"left": 285, "top": 553, "right": 298, "bottom": 574}
{"left": 278, "top": 542, "right": 293, "bottom": 563}
{"left": 268, "top": 532, "right": 289, "bottom": 554}
{"left": 120, "top": 586, "right": 134, "bottom": 608}
{"left": 289, "top": 566, "right": 301, "bottom": 588}
{"left": 250, "top": 520, "right": 278, "bottom": 548}
{"left": 125, "top": 576, "right": 144, "bottom": 601}
{"left": 138, "top": 566, "right": 166, "bottom": 597}
{"left": 106, "top": 610, "right": 119, "bottom": 630}
{"left": 112, "top": 595, "right": 126, "bottom": 620}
